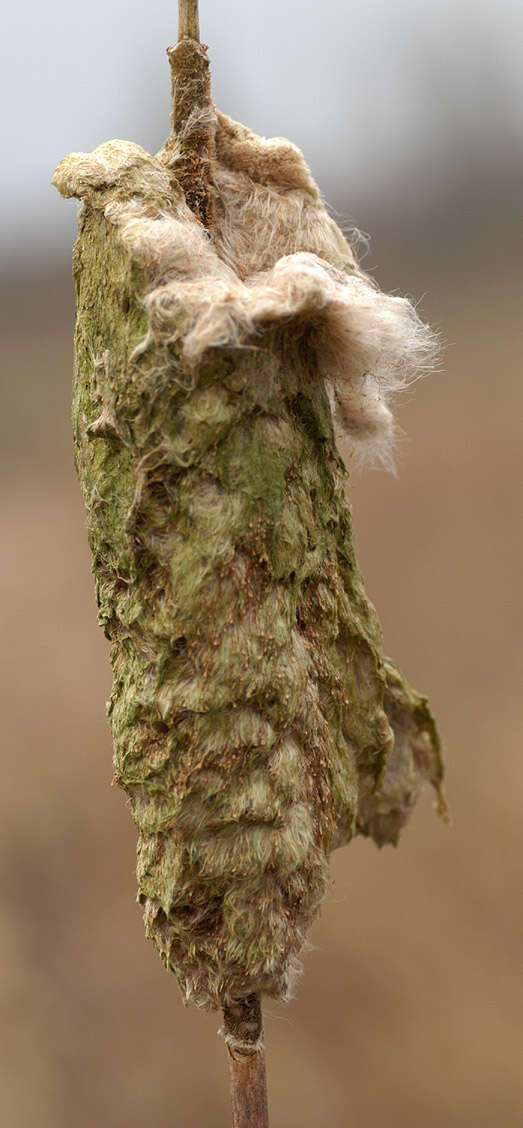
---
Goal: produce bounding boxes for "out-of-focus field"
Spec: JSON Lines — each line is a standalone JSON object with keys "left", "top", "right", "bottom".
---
{"left": 2, "top": 206, "right": 522, "bottom": 1126}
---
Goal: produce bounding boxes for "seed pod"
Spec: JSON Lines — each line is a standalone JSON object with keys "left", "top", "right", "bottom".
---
{"left": 53, "top": 86, "right": 445, "bottom": 1009}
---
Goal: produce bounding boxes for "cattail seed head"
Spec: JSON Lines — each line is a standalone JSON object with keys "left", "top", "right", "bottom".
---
{"left": 53, "top": 98, "right": 445, "bottom": 1009}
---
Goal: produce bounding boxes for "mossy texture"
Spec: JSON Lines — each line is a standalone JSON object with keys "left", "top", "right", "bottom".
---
{"left": 53, "top": 116, "right": 445, "bottom": 1008}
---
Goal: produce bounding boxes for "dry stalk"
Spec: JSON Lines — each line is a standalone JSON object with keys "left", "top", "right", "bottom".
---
{"left": 163, "top": 0, "right": 216, "bottom": 228}
{"left": 221, "top": 994, "right": 270, "bottom": 1128}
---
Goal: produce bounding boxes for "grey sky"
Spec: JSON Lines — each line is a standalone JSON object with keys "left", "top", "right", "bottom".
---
{"left": 2, "top": 0, "right": 522, "bottom": 265}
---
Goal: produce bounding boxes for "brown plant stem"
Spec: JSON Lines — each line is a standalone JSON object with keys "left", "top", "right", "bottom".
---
{"left": 163, "top": 0, "right": 216, "bottom": 228}
{"left": 221, "top": 995, "right": 270, "bottom": 1128}
{"left": 178, "top": 0, "right": 200, "bottom": 40}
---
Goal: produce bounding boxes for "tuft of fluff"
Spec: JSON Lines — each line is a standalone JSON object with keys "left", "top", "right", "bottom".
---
{"left": 210, "top": 111, "right": 438, "bottom": 470}
{"left": 56, "top": 114, "right": 437, "bottom": 472}
{"left": 109, "top": 214, "right": 435, "bottom": 471}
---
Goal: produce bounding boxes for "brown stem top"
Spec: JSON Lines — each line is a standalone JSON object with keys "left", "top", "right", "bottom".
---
{"left": 162, "top": 0, "right": 216, "bottom": 229}
{"left": 178, "top": 0, "right": 200, "bottom": 41}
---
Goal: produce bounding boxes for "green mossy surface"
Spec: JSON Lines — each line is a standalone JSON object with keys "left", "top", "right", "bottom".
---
{"left": 65, "top": 153, "right": 444, "bottom": 1007}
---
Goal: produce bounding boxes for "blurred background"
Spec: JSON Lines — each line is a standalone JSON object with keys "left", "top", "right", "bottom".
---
{"left": 2, "top": 0, "right": 522, "bottom": 1124}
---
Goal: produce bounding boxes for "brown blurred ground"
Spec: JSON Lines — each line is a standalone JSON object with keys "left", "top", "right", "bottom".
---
{"left": 1, "top": 192, "right": 522, "bottom": 1127}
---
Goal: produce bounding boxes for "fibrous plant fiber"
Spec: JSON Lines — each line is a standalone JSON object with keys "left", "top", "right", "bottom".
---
{"left": 53, "top": 91, "right": 445, "bottom": 1008}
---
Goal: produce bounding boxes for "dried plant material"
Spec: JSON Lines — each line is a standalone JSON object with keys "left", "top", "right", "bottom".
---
{"left": 163, "top": 39, "right": 216, "bottom": 227}
{"left": 53, "top": 66, "right": 445, "bottom": 1011}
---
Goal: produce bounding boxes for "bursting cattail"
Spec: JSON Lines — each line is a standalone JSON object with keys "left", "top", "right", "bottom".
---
{"left": 53, "top": 36, "right": 445, "bottom": 1020}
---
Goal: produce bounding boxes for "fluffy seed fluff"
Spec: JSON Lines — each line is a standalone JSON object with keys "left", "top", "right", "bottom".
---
{"left": 53, "top": 108, "right": 445, "bottom": 1008}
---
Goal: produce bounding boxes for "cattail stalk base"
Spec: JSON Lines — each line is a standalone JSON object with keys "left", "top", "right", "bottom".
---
{"left": 222, "top": 995, "right": 269, "bottom": 1128}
